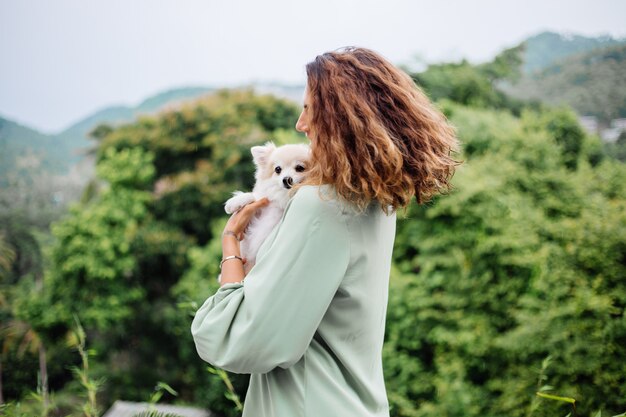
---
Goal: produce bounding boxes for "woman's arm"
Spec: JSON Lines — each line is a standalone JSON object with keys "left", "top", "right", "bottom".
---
{"left": 219, "top": 198, "right": 269, "bottom": 286}
{"left": 191, "top": 187, "right": 350, "bottom": 374}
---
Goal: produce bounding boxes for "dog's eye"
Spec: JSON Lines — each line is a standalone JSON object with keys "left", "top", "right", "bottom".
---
{"left": 295, "top": 165, "right": 305, "bottom": 173}
{"left": 274, "top": 166, "right": 282, "bottom": 174}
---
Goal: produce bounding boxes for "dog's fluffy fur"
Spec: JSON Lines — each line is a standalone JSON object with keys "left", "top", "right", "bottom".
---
{"left": 225, "top": 141, "right": 310, "bottom": 273}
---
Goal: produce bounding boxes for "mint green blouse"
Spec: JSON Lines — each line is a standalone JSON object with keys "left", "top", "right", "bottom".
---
{"left": 191, "top": 185, "right": 396, "bottom": 416}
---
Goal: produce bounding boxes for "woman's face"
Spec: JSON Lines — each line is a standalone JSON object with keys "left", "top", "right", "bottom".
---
{"left": 295, "top": 86, "right": 312, "bottom": 140}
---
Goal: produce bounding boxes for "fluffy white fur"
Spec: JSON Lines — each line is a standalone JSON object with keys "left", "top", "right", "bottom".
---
{"left": 225, "top": 141, "right": 310, "bottom": 274}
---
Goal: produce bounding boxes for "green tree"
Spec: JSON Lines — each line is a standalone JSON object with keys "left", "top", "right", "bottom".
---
{"left": 521, "top": 106, "right": 587, "bottom": 169}
{"left": 385, "top": 103, "right": 626, "bottom": 417}
{"left": 47, "top": 147, "right": 155, "bottom": 331}
{"left": 37, "top": 89, "right": 302, "bottom": 413}
{"left": 0, "top": 216, "right": 54, "bottom": 407}
{"left": 411, "top": 46, "right": 530, "bottom": 115}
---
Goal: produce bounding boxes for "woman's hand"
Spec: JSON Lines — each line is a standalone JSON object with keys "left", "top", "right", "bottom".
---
{"left": 223, "top": 198, "right": 270, "bottom": 241}
{"left": 220, "top": 198, "right": 269, "bottom": 286}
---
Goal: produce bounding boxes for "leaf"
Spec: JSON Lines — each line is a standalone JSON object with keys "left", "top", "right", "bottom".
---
{"left": 150, "top": 391, "right": 163, "bottom": 404}
{"left": 155, "top": 381, "right": 178, "bottom": 396}
{"left": 536, "top": 391, "right": 576, "bottom": 404}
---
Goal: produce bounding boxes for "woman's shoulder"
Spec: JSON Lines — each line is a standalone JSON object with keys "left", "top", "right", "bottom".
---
{"left": 289, "top": 185, "right": 345, "bottom": 218}
{"left": 291, "top": 185, "right": 387, "bottom": 219}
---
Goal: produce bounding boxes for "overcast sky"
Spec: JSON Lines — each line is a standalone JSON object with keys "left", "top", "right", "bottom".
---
{"left": 1, "top": 0, "right": 625, "bottom": 134}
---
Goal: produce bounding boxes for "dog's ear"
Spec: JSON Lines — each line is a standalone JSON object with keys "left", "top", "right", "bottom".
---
{"left": 251, "top": 142, "right": 276, "bottom": 167}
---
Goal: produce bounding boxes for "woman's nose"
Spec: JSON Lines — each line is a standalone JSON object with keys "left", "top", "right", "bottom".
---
{"left": 295, "top": 112, "right": 307, "bottom": 133}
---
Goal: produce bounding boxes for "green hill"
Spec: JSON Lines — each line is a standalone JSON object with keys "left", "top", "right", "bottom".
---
{"left": 135, "top": 86, "right": 214, "bottom": 112}
{"left": 53, "top": 86, "right": 217, "bottom": 162}
{"left": 499, "top": 44, "right": 626, "bottom": 122}
{"left": 522, "top": 31, "right": 626, "bottom": 74}
{"left": 0, "top": 85, "right": 309, "bottom": 182}
{"left": 4, "top": 31, "right": 624, "bottom": 183}
{"left": 0, "top": 117, "right": 68, "bottom": 181}
{"left": 1, "top": 87, "right": 216, "bottom": 181}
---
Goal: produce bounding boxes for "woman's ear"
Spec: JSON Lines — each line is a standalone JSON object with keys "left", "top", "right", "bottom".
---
{"left": 251, "top": 141, "right": 276, "bottom": 167}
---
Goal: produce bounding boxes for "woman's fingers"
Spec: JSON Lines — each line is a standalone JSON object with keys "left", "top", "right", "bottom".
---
{"left": 244, "top": 197, "right": 270, "bottom": 212}
{"left": 236, "top": 198, "right": 270, "bottom": 240}
{"left": 224, "top": 198, "right": 270, "bottom": 240}
{"left": 237, "top": 198, "right": 269, "bottom": 219}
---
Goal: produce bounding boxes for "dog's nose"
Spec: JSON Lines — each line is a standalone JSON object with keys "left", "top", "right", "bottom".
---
{"left": 282, "top": 177, "right": 293, "bottom": 189}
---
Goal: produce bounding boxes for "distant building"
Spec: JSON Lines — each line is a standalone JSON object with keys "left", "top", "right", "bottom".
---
{"left": 102, "top": 401, "right": 212, "bottom": 417}
{"left": 578, "top": 115, "right": 599, "bottom": 134}
{"left": 611, "top": 118, "right": 626, "bottom": 130}
{"left": 600, "top": 118, "right": 626, "bottom": 143}
{"left": 601, "top": 127, "right": 623, "bottom": 143}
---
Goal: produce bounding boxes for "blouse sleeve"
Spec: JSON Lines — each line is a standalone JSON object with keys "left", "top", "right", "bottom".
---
{"left": 190, "top": 187, "right": 350, "bottom": 374}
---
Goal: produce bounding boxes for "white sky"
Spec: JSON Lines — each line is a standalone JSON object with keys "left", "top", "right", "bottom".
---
{"left": 1, "top": 0, "right": 625, "bottom": 134}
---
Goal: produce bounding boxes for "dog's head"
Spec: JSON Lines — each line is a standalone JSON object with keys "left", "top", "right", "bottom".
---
{"left": 251, "top": 141, "right": 310, "bottom": 203}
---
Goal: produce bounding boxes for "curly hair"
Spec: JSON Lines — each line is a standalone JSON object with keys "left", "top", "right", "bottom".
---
{"left": 300, "top": 47, "right": 460, "bottom": 213}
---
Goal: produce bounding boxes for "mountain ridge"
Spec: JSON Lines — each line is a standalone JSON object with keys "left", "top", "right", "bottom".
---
{"left": 2, "top": 30, "right": 624, "bottom": 181}
{"left": 521, "top": 30, "right": 626, "bottom": 74}
{"left": 500, "top": 42, "right": 626, "bottom": 123}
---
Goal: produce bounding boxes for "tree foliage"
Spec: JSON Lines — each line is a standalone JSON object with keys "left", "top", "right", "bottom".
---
{"left": 3, "top": 78, "right": 624, "bottom": 417}
{"left": 386, "top": 103, "right": 626, "bottom": 417}
{"left": 13, "top": 89, "right": 301, "bottom": 415}
{"left": 411, "top": 45, "right": 531, "bottom": 116}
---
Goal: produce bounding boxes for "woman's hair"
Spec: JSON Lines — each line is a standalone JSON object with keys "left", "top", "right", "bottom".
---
{"left": 301, "top": 46, "right": 460, "bottom": 212}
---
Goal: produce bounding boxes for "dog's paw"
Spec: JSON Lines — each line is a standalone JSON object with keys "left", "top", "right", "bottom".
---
{"left": 225, "top": 192, "right": 256, "bottom": 214}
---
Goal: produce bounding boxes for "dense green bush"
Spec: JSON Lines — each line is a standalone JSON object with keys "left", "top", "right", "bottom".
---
{"left": 385, "top": 103, "right": 626, "bottom": 417}
{"left": 1, "top": 90, "right": 301, "bottom": 415}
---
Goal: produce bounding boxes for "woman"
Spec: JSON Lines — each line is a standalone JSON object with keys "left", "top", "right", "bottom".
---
{"left": 191, "top": 47, "right": 459, "bottom": 416}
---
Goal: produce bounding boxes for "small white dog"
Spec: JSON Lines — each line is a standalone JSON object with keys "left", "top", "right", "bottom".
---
{"left": 225, "top": 141, "right": 310, "bottom": 274}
